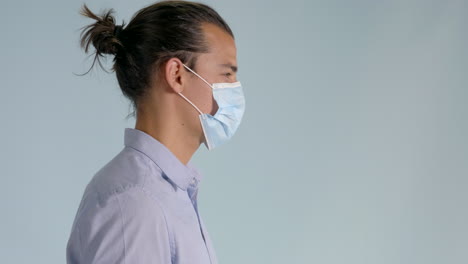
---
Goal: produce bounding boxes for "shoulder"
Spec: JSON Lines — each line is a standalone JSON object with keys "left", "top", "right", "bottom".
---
{"left": 83, "top": 146, "right": 164, "bottom": 204}
{"left": 67, "top": 185, "right": 173, "bottom": 264}
{"left": 67, "top": 146, "right": 178, "bottom": 263}
{"left": 75, "top": 182, "right": 168, "bottom": 230}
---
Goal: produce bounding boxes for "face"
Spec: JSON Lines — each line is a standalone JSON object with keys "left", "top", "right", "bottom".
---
{"left": 183, "top": 23, "right": 238, "bottom": 116}
{"left": 177, "top": 22, "right": 238, "bottom": 141}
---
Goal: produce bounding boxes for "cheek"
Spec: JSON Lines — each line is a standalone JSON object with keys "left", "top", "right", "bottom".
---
{"left": 186, "top": 84, "right": 214, "bottom": 114}
{"left": 201, "top": 88, "right": 217, "bottom": 115}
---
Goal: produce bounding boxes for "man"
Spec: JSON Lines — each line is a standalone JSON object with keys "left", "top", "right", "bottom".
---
{"left": 66, "top": 1, "right": 245, "bottom": 263}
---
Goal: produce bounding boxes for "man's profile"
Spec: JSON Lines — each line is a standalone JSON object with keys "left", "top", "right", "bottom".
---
{"left": 66, "top": 1, "right": 244, "bottom": 263}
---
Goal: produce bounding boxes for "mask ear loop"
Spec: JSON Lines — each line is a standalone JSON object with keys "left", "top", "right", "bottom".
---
{"left": 178, "top": 92, "right": 203, "bottom": 115}
{"left": 183, "top": 64, "right": 214, "bottom": 89}
{"left": 178, "top": 63, "right": 215, "bottom": 115}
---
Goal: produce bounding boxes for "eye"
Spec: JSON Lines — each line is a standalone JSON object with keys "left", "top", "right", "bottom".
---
{"left": 223, "top": 72, "right": 232, "bottom": 77}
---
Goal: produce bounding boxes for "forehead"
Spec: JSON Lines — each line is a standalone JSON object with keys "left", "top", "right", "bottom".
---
{"left": 200, "top": 23, "right": 237, "bottom": 65}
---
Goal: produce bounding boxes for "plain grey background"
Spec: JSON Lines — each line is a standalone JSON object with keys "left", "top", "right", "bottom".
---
{"left": 1, "top": 0, "right": 467, "bottom": 263}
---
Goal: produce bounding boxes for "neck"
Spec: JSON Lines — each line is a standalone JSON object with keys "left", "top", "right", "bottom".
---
{"left": 134, "top": 97, "right": 200, "bottom": 165}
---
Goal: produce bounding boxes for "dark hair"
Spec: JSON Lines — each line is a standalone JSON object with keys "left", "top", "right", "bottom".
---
{"left": 79, "top": 1, "right": 234, "bottom": 118}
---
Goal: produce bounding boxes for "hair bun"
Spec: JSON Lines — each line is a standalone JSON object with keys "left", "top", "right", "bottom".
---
{"left": 79, "top": 4, "right": 124, "bottom": 56}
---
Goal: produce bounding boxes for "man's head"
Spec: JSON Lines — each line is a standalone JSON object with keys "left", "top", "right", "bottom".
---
{"left": 79, "top": 0, "right": 236, "bottom": 122}
{"left": 161, "top": 22, "right": 238, "bottom": 142}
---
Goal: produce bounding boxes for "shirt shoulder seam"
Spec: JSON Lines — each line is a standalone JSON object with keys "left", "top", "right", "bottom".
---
{"left": 116, "top": 194, "right": 127, "bottom": 264}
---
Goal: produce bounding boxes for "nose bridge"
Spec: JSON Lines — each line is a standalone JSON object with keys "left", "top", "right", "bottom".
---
{"left": 183, "top": 64, "right": 213, "bottom": 89}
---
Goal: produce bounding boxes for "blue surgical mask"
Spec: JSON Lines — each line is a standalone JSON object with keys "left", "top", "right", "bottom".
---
{"left": 178, "top": 64, "right": 245, "bottom": 150}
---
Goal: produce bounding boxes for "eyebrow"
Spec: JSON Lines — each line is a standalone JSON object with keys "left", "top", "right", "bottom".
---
{"left": 219, "top": 63, "right": 238, "bottom": 73}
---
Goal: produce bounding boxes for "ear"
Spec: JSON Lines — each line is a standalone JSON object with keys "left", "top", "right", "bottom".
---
{"left": 164, "top": 58, "right": 186, "bottom": 93}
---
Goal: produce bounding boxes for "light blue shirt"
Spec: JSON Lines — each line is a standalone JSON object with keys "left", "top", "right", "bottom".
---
{"left": 66, "top": 128, "right": 218, "bottom": 264}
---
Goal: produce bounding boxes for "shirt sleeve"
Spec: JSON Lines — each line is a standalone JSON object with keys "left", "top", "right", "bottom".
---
{"left": 66, "top": 186, "right": 172, "bottom": 264}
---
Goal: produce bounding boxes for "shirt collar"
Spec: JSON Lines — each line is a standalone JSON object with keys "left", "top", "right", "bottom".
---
{"left": 123, "top": 128, "right": 202, "bottom": 191}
